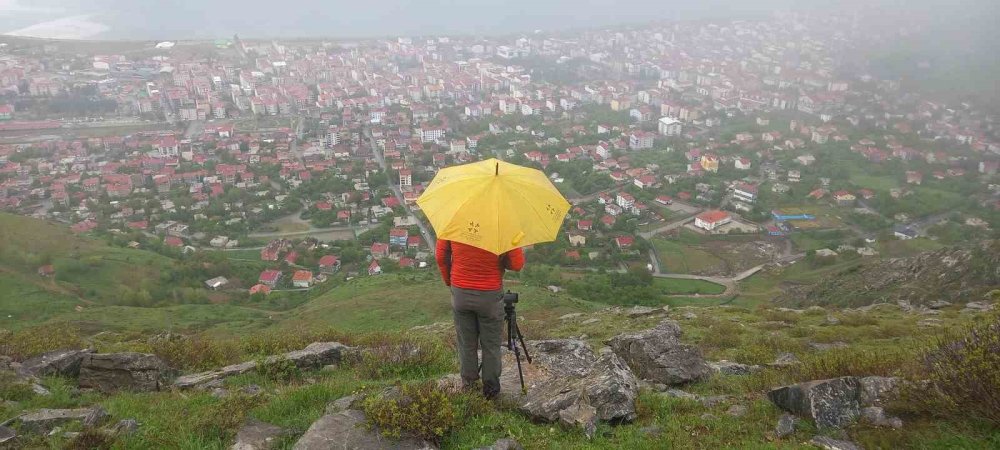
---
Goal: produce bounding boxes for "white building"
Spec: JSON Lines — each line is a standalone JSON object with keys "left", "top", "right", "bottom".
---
{"left": 694, "top": 210, "right": 732, "bottom": 231}
{"left": 658, "top": 117, "right": 682, "bottom": 136}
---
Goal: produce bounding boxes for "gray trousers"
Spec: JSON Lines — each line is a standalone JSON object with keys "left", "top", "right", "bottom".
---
{"left": 450, "top": 286, "right": 503, "bottom": 397}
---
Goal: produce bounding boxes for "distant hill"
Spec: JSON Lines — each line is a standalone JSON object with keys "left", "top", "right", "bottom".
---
{"left": 776, "top": 240, "right": 1000, "bottom": 307}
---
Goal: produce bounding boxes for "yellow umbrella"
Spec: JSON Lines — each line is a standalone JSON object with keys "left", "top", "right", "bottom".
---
{"left": 416, "top": 158, "right": 570, "bottom": 255}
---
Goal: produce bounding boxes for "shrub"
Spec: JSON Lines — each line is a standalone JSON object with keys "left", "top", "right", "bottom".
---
{"left": 64, "top": 429, "right": 115, "bottom": 450}
{"left": 257, "top": 356, "right": 301, "bottom": 382}
{"left": 0, "top": 325, "right": 84, "bottom": 360}
{"left": 193, "top": 394, "right": 264, "bottom": 439}
{"left": 362, "top": 382, "right": 458, "bottom": 444}
{"left": 915, "top": 315, "right": 1000, "bottom": 426}
{"left": 787, "top": 347, "right": 913, "bottom": 382}
{"left": 358, "top": 335, "right": 453, "bottom": 379}
{"left": 837, "top": 312, "right": 879, "bottom": 327}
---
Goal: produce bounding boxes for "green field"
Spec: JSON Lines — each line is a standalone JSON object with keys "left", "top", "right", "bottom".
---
{"left": 653, "top": 277, "right": 726, "bottom": 295}
{"left": 652, "top": 238, "right": 727, "bottom": 274}
{"left": 850, "top": 173, "right": 900, "bottom": 191}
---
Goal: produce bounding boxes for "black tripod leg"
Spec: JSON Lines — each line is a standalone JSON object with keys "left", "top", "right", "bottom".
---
{"left": 512, "top": 320, "right": 532, "bottom": 364}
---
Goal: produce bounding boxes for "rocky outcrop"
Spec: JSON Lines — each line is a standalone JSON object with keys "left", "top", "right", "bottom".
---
{"left": 17, "top": 408, "right": 94, "bottom": 434}
{"left": 500, "top": 339, "right": 638, "bottom": 424}
{"left": 767, "top": 376, "right": 902, "bottom": 429}
{"left": 606, "top": 320, "right": 711, "bottom": 385}
{"left": 777, "top": 240, "right": 999, "bottom": 307}
{"left": 473, "top": 438, "right": 523, "bottom": 450}
{"left": 0, "top": 426, "right": 16, "bottom": 445}
{"left": 78, "top": 353, "right": 172, "bottom": 393}
{"left": 292, "top": 409, "right": 437, "bottom": 450}
{"left": 15, "top": 349, "right": 92, "bottom": 380}
{"left": 708, "top": 360, "right": 761, "bottom": 375}
{"left": 558, "top": 403, "right": 598, "bottom": 438}
{"left": 232, "top": 419, "right": 287, "bottom": 450}
{"left": 175, "top": 342, "right": 352, "bottom": 389}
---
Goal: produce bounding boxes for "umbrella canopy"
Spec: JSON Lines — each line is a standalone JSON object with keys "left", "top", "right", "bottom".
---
{"left": 416, "top": 158, "right": 570, "bottom": 255}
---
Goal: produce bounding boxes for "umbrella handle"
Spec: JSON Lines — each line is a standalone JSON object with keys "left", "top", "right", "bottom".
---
{"left": 512, "top": 231, "right": 524, "bottom": 246}
{"left": 495, "top": 162, "right": 499, "bottom": 175}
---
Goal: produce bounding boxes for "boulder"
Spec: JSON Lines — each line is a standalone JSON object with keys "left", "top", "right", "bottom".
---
{"left": 581, "top": 318, "right": 601, "bottom": 325}
{"left": 325, "top": 395, "right": 359, "bottom": 414}
{"left": 292, "top": 409, "right": 437, "bottom": 450}
{"left": 607, "top": 320, "right": 710, "bottom": 385}
{"left": 663, "top": 389, "right": 699, "bottom": 401}
{"left": 774, "top": 414, "right": 796, "bottom": 438}
{"left": 78, "top": 353, "right": 172, "bottom": 393}
{"left": 15, "top": 349, "right": 92, "bottom": 379}
{"left": 500, "top": 339, "right": 638, "bottom": 424}
{"left": 928, "top": 300, "right": 951, "bottom": 309}
{"left": 175, "top": 342, "right": 351, "bottom": 389}
{"left": 558, "top": 403, "right": 598, "bottom": 438}
{"left": 82, "top": 406, "right": 109, "bottom": 428}
{"left": 17, "top": 408, "right": 92, "bottom": 434}
{"left": 682, "top": 312, "right": 698, "bottom": 320}
{"left": 810, "top": 436, "right": 864, "bottom": 450}
{"left": 767, "top": 377, "right": 861, "bottom": 429}
{"left": 860, "top": 406, "right": 903, "bottom": 429}
{"left": 708, "top": 360, "right": 762, "bottom": 375}
{"left": 858, "top": 376, "right": 899, "bottom": 407}
{"left": 110, "top": 419, "right": 139, "bottom": 435}
{"left": 0, "top": 426, "right": 15, "bottom": 445}
{"left": 559, "top": 313, "right": 583, "bottom": 321}
{"left": 232, "top": 419, "right": 286, "bottom": 450}
{"left": 626, "top": 306, "right": 658, "bottom": 318}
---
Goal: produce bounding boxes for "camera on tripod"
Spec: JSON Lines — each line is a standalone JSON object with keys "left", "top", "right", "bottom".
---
{"left": 502, "top": 291, "right": 519, "bottom": 307}
{"left": 501, "top": 290, "right": 531, "bottom": 393}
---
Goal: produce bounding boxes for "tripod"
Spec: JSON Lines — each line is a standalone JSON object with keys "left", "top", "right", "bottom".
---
{"left": 502, "top": 291, "right": 532, "bottom": 393}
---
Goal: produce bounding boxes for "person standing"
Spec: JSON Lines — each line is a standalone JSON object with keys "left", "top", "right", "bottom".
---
{"left": 436, "top": 239, "right": 525, "bottom": 399}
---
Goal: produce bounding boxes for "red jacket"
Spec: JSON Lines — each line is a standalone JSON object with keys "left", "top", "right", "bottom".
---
{"left": 436, "top": 240, "right": 525, "bottom": 291}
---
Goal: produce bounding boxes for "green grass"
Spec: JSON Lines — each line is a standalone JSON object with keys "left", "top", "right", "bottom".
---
{"left": 653, "top": 278, "right": 726, "bottom": 296}
{"left": 0, "top": 272, "right": 80, "bottom": 331}
{"left": 850, "top": 173, "right": 900, "bottom": 191}
{"left": 651, "top": 239, "right": 727, "bottom": 275}
{"left": 878, "top": 238, "right": 946, "bottom": 258}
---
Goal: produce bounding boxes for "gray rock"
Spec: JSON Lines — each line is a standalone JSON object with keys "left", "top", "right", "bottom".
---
{"left": 558, "top": 403, "right": 598, "bottom": 438}
{"left": 0, "top": 426, "right": 15, "bottom": 444}
{"left": 110, "top": 418, "right": 139, "bottom": 435}
{"left": 473, "top": 438, "right": 523, "bottom": 450}
{"left": 626, "top": 306, "right": 658, "bottom": 318}
{"left": 581, "top": 318, "right": 601, "bottom": 325}
{"left": 15, "top": 349, "right": 93, "bottom": 379}
{"left": 232, "top": 419, "right": 286, "bottom": 450}
{"left": 17, "top": 408, "right": 92, "bottom": 434}
{"left": 726, "top": 405, "right": 748, "bottom": 417}
{"left": 810, "top": 435, "right": 864, "bottom": 450}
{"left": 500, "top": 339, "right": 638, "bottom": 423}
{"left": 700, "top": 413, "right": 716, "bottom": 420}
{"left": 682, "top": 312, "right": 698, "bottom": 320}
{"left": 774, "top": 414, "right": 796, "bottom": 438}
{"left": 964, "top": 301, "right": 993, "bottom": 311}
{"left": 770, "top": 352, "right": 800, "bottom": 367}
{"left": 211, "top": 387, "right": 230, "bottom": 398}
{"left": 767, "top": 377, "right": 861, "bottom": 429}
{"left": 708, "top": 360, "right": 762, "bottom": 375}
{"left": 30, "top": 383, "right": 51, "bottom": 396}
{"left": 808, "top": 342, "right": 849, "bottom": 352}
{"left": 559, "top": 313, "right": 583, "bottom": 321}
{"left": 79, "top": 353, "right": 172, "bottom": 393}
{"left": 292, "top": 409, "right": 437, "bottom": 450}
{"left": 860, "top": 406, "right": 903, "bottom": 429}
{"left": 663, "top": 389, "right": 700, "bottom": 401}
{"left": 82, "top": 406, "right": 109, "bottom": 428}
{"left": 918, "top": 318, "right": 943, "bottom": 327}
{"left": 607, "top": 320, "right": 711, "bottom": 385}
{"left": 175, "top": 342, "right": 351, "bottom": 389}
{"left": 325, "top": 395, "right": 358, "bottom": 414}
{"left": 858, "top": 376, "right": 899, "bottom": 407}
{"left": 699, "top": 395, "right": 729, "bottom": 407}
{"left": 928, "top": 300, "right": 951, "bottom": 309}
{"left": 650, "top": 383, "right": 668, "bottom": 392}
{"left": 825, "top": 315, "right": 840, "bottom": 325}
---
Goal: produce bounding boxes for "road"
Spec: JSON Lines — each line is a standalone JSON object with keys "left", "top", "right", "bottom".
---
{"left": 365, "top": 127, "right": 436, "bottom": 249}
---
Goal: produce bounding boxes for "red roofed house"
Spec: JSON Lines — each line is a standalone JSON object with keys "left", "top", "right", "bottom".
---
{"left": 249, "top": 284, "right": 271, "bottom": 296}
{"left": 577, "top": 220, "right": 593, "bottom": 231}
{"left": 615, "top": 235, "right": 635, "bottom": 249}
{"left": 694, "top": 210, "right": 732, "bottom": 231}
{"left": 164, "top": 236, "right": 184, "bottom": 247}
{"left": 368, "top": 260, "right": 383, "bottom": 276}
{"left": 371, "top": 242, "right": 390, "bottom": 258}
{"left": 833, "top": 190, "right": 856, "bottom": 206}
{"left": 318, "top": 255, "right": 341, "bottom": 273}
{"left": 258, "top": 269, "right": 282, "bottom": 288}
{"left": 284, "top": 251, "right": 299, "bottom": 265}
{"left": 407, "top": 235, "right": 422, "bottom": 249}
{"left": 292, "top": 270, "right": 314, "bottom": 288}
